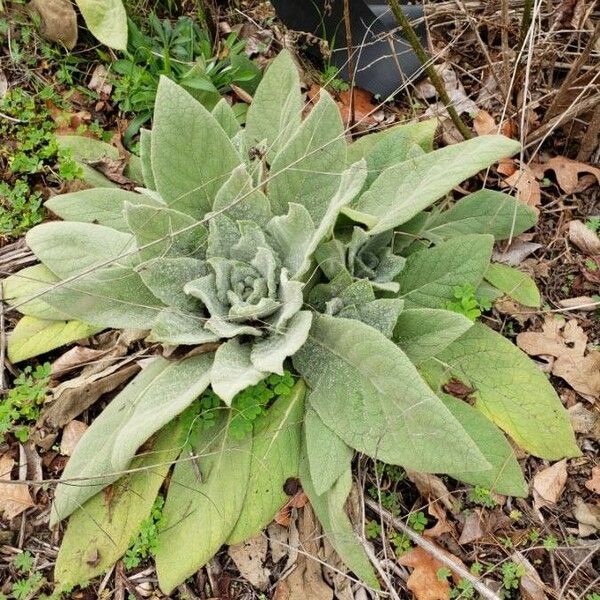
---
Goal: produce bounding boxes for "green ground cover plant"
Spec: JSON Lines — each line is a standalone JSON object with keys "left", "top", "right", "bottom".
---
{"left": 3, "top": 50, "right": 579, "bottom": 593}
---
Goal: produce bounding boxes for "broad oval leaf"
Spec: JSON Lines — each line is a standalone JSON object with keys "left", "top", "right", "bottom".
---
{"left": 75, "top": 0, "right": 128, "bottom": 50}
{"left": 424, "top": 190, "right": 537, "bottom": 242}
{"left": 268, "top": 90, "right": 347, "bottom": 224}
{"left": 227, "top": 381, "right": 305, "bottom": 544}
{"left": 244, "top": 50, "right": 303, "bottom": 162}
{"left": 8, "top": 316, "right": 101, "bottom": 363}
{"left": 156, "top": 412, "right": 252, "bottom": 594}
{"left": 349, "top": 136, "right": 520, "bottom": 233}
{"left": 151, "top": 77, "right": 241, "bottom": 219}
{"left": 397, "top": 234, "right": 494, "bottom": 308}
{"left": 139, "top": 128, "right": 156, "bottom": 190}
{"left": 293, "top": 314, "right": 490, "bottom": 473}
{"left": 421, "top": 323, "right": 580, "bottom": 459}
{"left": 54, "top": 418, "right": 184, "bottom": 587}
{"left": 51, "top": 353, "right": 214, "bottom": 525}
{"left": 393, "top": 308, "right": 473, "bottom": 365}
{"left": 46, "top": 188, "right": 164, "bottom": 233}
{"left": 484, "top": 263, "right": 541, "bottom": 307}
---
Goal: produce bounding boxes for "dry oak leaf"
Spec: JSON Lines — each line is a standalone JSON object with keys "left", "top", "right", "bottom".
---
{"left": 398, "top": 546, "right": 464, "bottom": 600}
{"left": 531, "top": 156, "right": 600, "bottom": 195}
{"left": 0, "top": 454, "right": 35, "bottom": 520}
{"left": 517, "top": 318, "right": 600, "bottom": 401}
{"left": 228, "top": 533, "right": 270, "bottom": 591}
{"left": 585, "top": 466, "right": 600, "bottom": 494}
{"left": 532, "top": 460, "right": 568, "bottom": 510}
{"left": 473, "top": 110, "right": 497, "bottom": 136}
{"left": 500, "top": 163, "right": 541, "bottom": 209}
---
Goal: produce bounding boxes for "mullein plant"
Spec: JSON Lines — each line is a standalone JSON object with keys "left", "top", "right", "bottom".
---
{"left": 4, "top": 51, "right": 578, "bottom": 593}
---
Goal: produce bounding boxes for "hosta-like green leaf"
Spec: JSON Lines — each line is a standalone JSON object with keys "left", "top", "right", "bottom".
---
{"left": 8, "top": 316, "right": 101, "bottom": 363}
{"left": 124, "top": 203, "right": 207, "bottom": 261}
{"left": 484, "top": 263, "right": 540, "bottom": 307}
{"left": 212, "top": 98, "right": 242, "bottom": 138}
{"left": 421, "top": 323, "right": 580, "bottom": 459}
{"left": 393, "top": 308, "right": 473, "bottom": 364}
{"left": 151, "top": 77, "right": 241, "bottom": 218}
{"left": 438, "top": 393, "right": 527, "bottom": 496}
{"left": 140, "top": 128, "right": 156, "bottom": 190}
{"left": 268, "top": 90, "right": 347, "bottom": 224}
{"left": 75, "top": 0, "right": 128, "bottom": 50}
{"left": 300, "top": 458, "right": 379, "bottom": 589}
{"left": 227, "top": 381, "right": 305, "bottom": 544}
{"left": 347, "top": 136, "right": 520, "bottom": 233}
{"left": 397, "top": 234, "right": 494, "bottom": 308}
{"left": 51, "top": 354, "right": 214, "bottom": 525}
{"left": 156, "top": 412, "right": 252, "bottom": 594}
{"left": 3, "top": 264, "right": 67, "bottom": 320}
{"left": 55, "top": 418, "right": 183, "bottom": 587}
{"left": 244, "top": 50, "right": 303, "bottom": 162}
{"left": 293, "top": 314, "right": 490, "bottom": 473}
{"left": 304, "top": 406, "right": 353, "bottom": 496}
{"left": 46, "top": 188, "right": 164, "bottom": 233}
{"left": 346, "top": 119, "right": 437, "bottom": 165}
{"left": 424, "top": 190, "right": 537, "bottom": 241}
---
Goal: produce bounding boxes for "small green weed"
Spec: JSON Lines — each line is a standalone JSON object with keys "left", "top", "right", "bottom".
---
{"left": 449, "top": 578, "right": 475, "bottom": 599}
{"left": 10, "top": 572, "right": 44, "bottom": 600}
{"left": 467, "top": 486, "right": 497, "bottom": 508}
{"left": 585, "top": 217, "right": 600, "bottom": 234}
{"left": 446, "top": 284, "right": 492, "bottom": 320}
{"left": 501, "top": 561, "right": 525, "bottom": 591}
{"left": 320, "top": 65, "right": 349, "bottom": 93}
{"left": 390, "top": 531, "right": 412, "bottom": 555}
{"left": 408, "top": 511, "right": 428, "bottom": 533}
{"left": 365, "top": 520, "right": 382, "bottom": 540}
{"left": 13, "top": 551, "right": 35, "bottom": 573}
{"left": 0, "top": 363, "right": 51, "bottom": 442}
{"left": 0, "top": 89, "right": 82, "bottom": 239}
{"left": 124, "top": 496, "right": 165, "bottom": 569}
{"left": 542, "top": 534, "right": 558, "bottom": 551}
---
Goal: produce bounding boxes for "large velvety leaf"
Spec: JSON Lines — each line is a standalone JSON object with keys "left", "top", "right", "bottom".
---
{"left": 268, "top": 90, "right": 347, "bottom": 224}
{"left": 46, "top": 188, "right": 163, "bottom": 233}
{"left": 300, "top": 457, "right": 379, "bottom": 589}
{"left": 393, "top": 308, "right": 473, "bottom": 365}
{"left": 212, "top": 98, "right": 241, "bottom": 138}
{"left": 347, "top": 136, "right": 520, "bottom": 233}
{"left": 244, "top": 50, "right": 303, "bottom": 162}
{"left": 227, "top": 382, "right": 305, "bottom": 544}
{"left": 484, "top": 263, "right": 540, "bottom": 307}
{"left": 140, "top": 128, "right": 156, "bottom": 190}
{"left": 424, "top": 190, "right": 537, "bottom": 242}
{"left": 3, "top": 264, "right": 67, "bottom": 320}
{"left": 293, "top": 314, "right": 490, "bottom": 473}
{"left": 8, "top": 316, "right": 101, "bottom": 363}
{"left": 124, "top": 203, "right": 207, "bottom": 261}
{"left": 54, "top": 418, "right": 183, "bottom": 587}
{"left": 304, "top": 406, "right": 354, "bottom": 496}
{"left": 421, "top": 323, "right": 579, "bottom": 459}
{"left": 346, "top": 120, "right": 437, "bottom": 164}
{"left": 438, "top": 393, "right": 527, "bottom": 496}
{"left": 151, "top": 77, "right": 241, "bottom": 218}
{"left": 26, "top": 222, "right": 165, "bottom": 329}
{"left": 156, "top": 412, "right": 252, "bottom": 594}
{"left": 75, "top": 0, "right": 128, "bottom": 49}
{"left": 51, "top": 354, "right": 214, "bottom": 525}
{"left": 397, "top": 234, "right": 494, "bottom": 308}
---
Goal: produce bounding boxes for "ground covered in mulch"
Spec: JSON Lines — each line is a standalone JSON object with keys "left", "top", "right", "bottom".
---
{"left": 0, "top": 1, "right": 598, "bottom": 599}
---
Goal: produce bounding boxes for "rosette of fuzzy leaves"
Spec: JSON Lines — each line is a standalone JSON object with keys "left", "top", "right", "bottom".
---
{"left": 4, "top": 49, "right": 580, "bottom": 596}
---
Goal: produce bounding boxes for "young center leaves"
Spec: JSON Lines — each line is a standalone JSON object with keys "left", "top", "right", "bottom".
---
{"left": 4, "top": 49, "right": 578, "bottom": 593}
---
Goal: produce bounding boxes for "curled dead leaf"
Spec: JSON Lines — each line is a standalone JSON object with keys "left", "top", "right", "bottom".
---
{"left": 473, "top": 110, "right": 496, "bottom": 136}
{"left": 60, "top": 420, "right": 88, "bottom": 456}
{"left": 0, "top": 454, "right": 35, "bottom": 520}
{"left": 585, "top": 466, "right": 600, "bottom": 494}
{"left": 531, "top": 156, "right": 600, "bottom": 195}
{"left": 500, "top": 164, "right": 541, "bottom": 210}
{"left": 533, "top": 460, "right": 568, "bottom": 510}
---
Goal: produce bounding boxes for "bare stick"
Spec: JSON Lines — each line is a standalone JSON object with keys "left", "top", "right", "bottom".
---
{"left": 518, "top": 0, "right": 534, "bottom": 49}
{"left": 342, "top": 0, "right": 356, "bottom": 128}
{"left": 364, "top": 497, "right": 502, "bottom": 600}
{"left": 387, "top": 0, "right": 473, "bottom": 140}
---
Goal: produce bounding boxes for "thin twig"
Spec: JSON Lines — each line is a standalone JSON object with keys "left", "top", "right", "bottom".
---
{"left": 364, "top": 497, "right": 502, "bottom": 600}
{"left": 518, "top": 0, "right": 534, "bottom": 49}
{"left": 387, "top": 0, "right": 473, "bottom": 140}
{"left": 342, "top": 0, "right": 356, "bottom": 128}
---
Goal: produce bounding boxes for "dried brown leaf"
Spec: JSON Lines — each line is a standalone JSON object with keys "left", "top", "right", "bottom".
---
{"left": 473, "top": 110, "right": 496, "bottom": 136}
{"left": 60, "top": 420, "right": 88, "bottom": 456}
{"left": 585, "top": 466, "right": 600, "bottom": 494}
{"left": 532, "top": 157, "right": 600, "bottom": 195}
{"left": 568, "top": 220, "right": 600, "bottom": 255}
{"left": 228, "top": 534, "right": 270, "bottom": 591}
{"left": 0, "top": 454, "right": 35, "bottom": 519}
{"left": 29, "top": 0, "right": 78, "bottom": 50}
{"left": 533, "top": 460, "right": 568, "bottom": 510}
{"left": 572, "top": 497, "right": 600, "bottom": 536}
